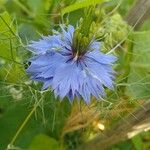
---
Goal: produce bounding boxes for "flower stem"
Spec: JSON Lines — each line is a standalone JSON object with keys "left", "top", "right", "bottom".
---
{"left": 7, "top": 98, "right": 43, "bottom": 150}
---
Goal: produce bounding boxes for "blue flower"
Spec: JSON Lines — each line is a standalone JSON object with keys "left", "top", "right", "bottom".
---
{"left": 27, "top": 25, "right": 117, "bottom": 103}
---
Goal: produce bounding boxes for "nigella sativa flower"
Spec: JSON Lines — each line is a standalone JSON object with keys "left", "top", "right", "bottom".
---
{"left": 26, "top": 25, "right": 117, "bottom": 103}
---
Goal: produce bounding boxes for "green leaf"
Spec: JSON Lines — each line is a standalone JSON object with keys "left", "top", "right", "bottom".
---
{"left": 18, "top": 23, "right": 40, "bottom": 42}
{"left": 0, "top": 11, "right": 17, "bottom": 59}
{"left": 0, "top": 98, "right": 44, "bottom": 149}
{"left": 126, "top": 31, "right": 150, "bottom": 99}
{"left": 132, "top": 135, "right": 142, "bottom": 150}
{"left": 0, "top": 11, "right": 24, "bottom": 83}
{"left": 27, "top": 0, "right": 50, "bottom": 15}
{"left": 0, "top": 0, "right": 5, "bottom": 9}
{"left": 0, "top": 88, "right": 70, "bottom": 149}
{"left": 111, "top": 140, "right": 134, "bottom": 150}
{"left": 140, "top": 20, "right": 150, "bottom": 31}
{"left": 61, "top": 0, "right": 105, "bottom": 15}
{"left": 29, "top": 134, "right": 60, "bottom": 150}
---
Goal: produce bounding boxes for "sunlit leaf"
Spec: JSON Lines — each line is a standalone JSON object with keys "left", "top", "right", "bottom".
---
{"left": 132, "top": 135, "right": 142, "bottom": 150}
{"left": 0, "top": 11, "right": 24, "bottom": 83}
{"left": 126, "top": 31, "right": 150, "bottom": 99}
{"left": 29, "top": 134, "right": 60, "bottom": 150}
{"left": 61, "top": 0, "right": 105, "bottom": 15}
{"left": 0, "top": 11, "right": 16, "bottom": 59}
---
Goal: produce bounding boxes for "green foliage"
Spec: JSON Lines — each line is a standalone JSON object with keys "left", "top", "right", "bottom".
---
{"left": 100, "top": 13, "right": 129, "bottom": 52}
{"left": 0, "top": 86, "right": 70, "bottom": 149}
{"left": 29, "top": 134, "right": 60, "bottom": 150}
{"left": 0, "top": 11, "right": 24, "bottom": 83}
{"left": 110, "top": 140, "right": 134, "bottom": 150}
{"left": 126, "top": 31, "right": 150, "bottom": 99}
{"left": 0, "top": 11, "right": 17, "bottom": 60}
{"left": 140, "top": 20, "right": 150, "bottom": 31}
{"left": 27, "top": 0, "right": 48, "bottom": 15}
{"left": 107, "top": 0, "right": 135, "bottom": 16}
{"left": 132, "top": 135, "right": 142, "bottom": 150}
{"left": 61, "top": 0, "right": 105, "bottom": 15}
{"left": 0, "top": 99, "right": 42, "bottom": 149}
{"left": 0, "top": 0, "right": 150, "bottom": 150}
{"left": 111, "top": 132, "right": 150, "bottom": 150}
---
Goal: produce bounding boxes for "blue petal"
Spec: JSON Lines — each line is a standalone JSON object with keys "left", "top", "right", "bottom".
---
{"left": 86, "top": 76, "right": 105, "bottom": 99}
{"left": 80, "top": 84, "right": 91, "bottom": 103}
{"left": 84, "top": 59, "right": 115, "bottom": 89}
{"left": 85, "top": 49, "right": 117, "bottom": 65}
{"left": 27, "top": 52, "right": 66, "bottom": 80}
{"left": 67, "top": 90, "right": 74, "bottom": 103}
{"left": 42, "top": 78, "right": 53, "bottom": 90}
{"left": 27, "top": 35, "right": 62, "bottom": 54}
{"left": 89, "top": 41, "right": 101, "bottom": 51}
{"left": 52, "top": 61, "right": 86, "bottom": 99}
{"left": 26, "top": 24, "right": 117, "bottom": 103}
{"left": 60, "top": 25, "right": 74, "bottom": 45}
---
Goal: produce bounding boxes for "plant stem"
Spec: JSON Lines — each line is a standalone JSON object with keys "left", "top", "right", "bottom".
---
{"left": 7, "top": 98, "right": 43, "bottom": 150}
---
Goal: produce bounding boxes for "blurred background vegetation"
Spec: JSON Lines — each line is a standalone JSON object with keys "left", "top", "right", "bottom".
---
{"left": 0, "top": 0, "right": 150, "bottom": 150}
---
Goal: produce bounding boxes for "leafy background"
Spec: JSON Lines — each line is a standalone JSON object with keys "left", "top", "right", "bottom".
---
{"left": 0, "top": 0, "right": 150, "bottom": 150}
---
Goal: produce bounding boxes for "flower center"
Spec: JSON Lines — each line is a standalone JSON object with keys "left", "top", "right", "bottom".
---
{"left": 73, "top": 51, "right": 79, "bottom": 61}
